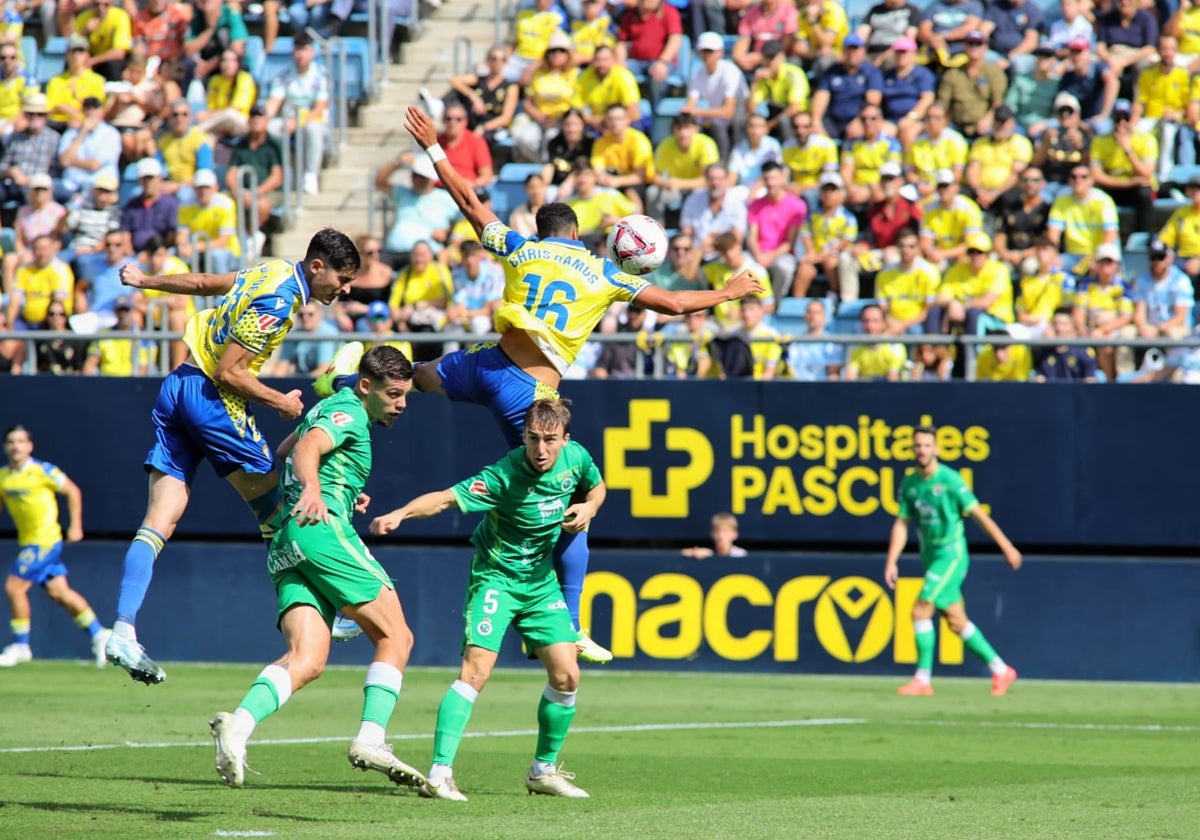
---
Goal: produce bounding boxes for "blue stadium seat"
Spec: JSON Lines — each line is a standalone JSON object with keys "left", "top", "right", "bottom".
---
{"left": 35, "top": 36, "right": 65, "bottom": 86}
{"left": 492, "top": 180, "right": 527, "bottom": 221}
{"left": 0, "top": 227, "right": 15, "bottom": 255}
{"left": 773, "top": 296, "right": 830, "bottom": 334}
{"left": 832, "top": 298, "right": 879, "bottom": 334}
{"left": 497, "top": 162, "right": 543, "bottom": 183}
{"left": 632, "top": 34, "right": 691, "bottom": 93}
{"left": 243, "top": 35, "right": 265, "bottom": 81}
{"left": 339, "top": 36, "right": 373, "bottom": 104}
{"left": 1126, "top": 231, "right": 1150, "bottom": 252}
{"left": 19, "top": 36, "right": 36, "bottom": 76}
{"left": 259, "top": 36, "right": 295, "bottom": 87}
{"left": 652, "top": 96, "right": 686, "bottom": 145}
{"left": 119, "top": 162, "right": 140, "bottom": 206}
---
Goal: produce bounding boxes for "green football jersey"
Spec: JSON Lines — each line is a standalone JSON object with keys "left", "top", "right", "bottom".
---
{"left": 451, "top": 440, "right": 602, "bottom": 578}
{"left": 897, "top": 463, "right": 979, "bottom": 560}
{"left": 279, "top": 388, "right": 371, "bottom": 520}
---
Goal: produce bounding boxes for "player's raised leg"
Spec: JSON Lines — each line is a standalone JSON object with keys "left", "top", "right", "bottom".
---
{"left": 314, "top": 340, "right": 367, "bottom": 398}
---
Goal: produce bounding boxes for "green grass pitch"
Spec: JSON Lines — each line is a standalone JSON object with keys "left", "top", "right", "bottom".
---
{"left": 0, "top": 662, "right": 1197, "bottom": 839}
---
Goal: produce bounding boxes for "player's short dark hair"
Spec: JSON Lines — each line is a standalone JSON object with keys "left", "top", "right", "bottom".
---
{"left": 305, "top": 227, "right": 361, "bottom": 274}
{"left": 913, "top": 424, "right": 937, "bottom": 439}
{"left": 525, "top": 398, "right": 572, "bottom": 434}
{"left": 4, "top": 424, "right": 29, "bottom": 440}
{"left": 861, "top": 303, "right": 884, "bottom": 319}
{"left": 143, "top": 234, "right": 167, "bottom": 253}
{"left": 761, "top": 161, "right": 784, "bottom": 176}
{"left": 1053, "top": 306, "right": 1074, "bottom": 318}
{"left": 536, "top": 203, "right": 578, "bottom": 239}
{"left": 461, "top": 240, "right": 483, "bottom": 257}
{"left": 360, "top": 344, "right": 414, "bottom": 382}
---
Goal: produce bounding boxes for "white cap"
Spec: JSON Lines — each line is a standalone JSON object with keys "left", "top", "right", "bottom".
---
{"left": 879, "top": 161, "right": 902, "bottom": 179}
{"left": 696, "top": 31, "right": 724, "bottom": 52}
{"left": 1053, "top": 92, "right": 1081, "bottom": 112}
{"left": 136, "top": 157, "right": 163, "bottom": 179}
{"left": 193, "top": 169, "right": 218, "bottom": 188}
{"left": 411, "top": 153, "right": 437, "bottom": 180}
{"left": 819, "top": 171, "right": 844, "bottom": 189}
{"left": 935, "top": 168, "right": 957, "bottom": 186}
{"left": 29, "top": 172, "right": 52, "bottom": 190}
{"left": 1094, "top": 243, "right": 1121, "bottom": 262}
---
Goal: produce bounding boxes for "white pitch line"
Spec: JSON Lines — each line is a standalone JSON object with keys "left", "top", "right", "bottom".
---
{"left": 0, "top": 718, "right": 866, "bottom": 754}
{"left": 889, "top": 719, "right": 1200, "bottom": 733}
{"left": 213, "top": 832, "right": 275, "bottom": 837}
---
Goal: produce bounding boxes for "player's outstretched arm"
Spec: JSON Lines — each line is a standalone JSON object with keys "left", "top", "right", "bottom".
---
{"left": 120, "top": 263, "right": 238, "bottom": 296}
{"left": 968, "top": 506, "right": 1023, "bottom": 570}
{"left": 563, "top": 481, "right": 606, "bottom": 534}
{"left": 289, "top": 427, "right": 333, "bottom": 527}
{"left": 403, "top": 104, "right": 499, "bottom": 237}
{"left": 369, "top": 488, "right": 458, "bottom": 535}
{"left": 884, "top": 517, "right": 909, "bottom": 589}
{"left": 213, "top": 342, "right": 305, "bottom": 419}
{"left": 634, "top": 269, "right": 767, "bottom": 316}
{"left": 61, "top": 478, "right": 83, "bottom": 543}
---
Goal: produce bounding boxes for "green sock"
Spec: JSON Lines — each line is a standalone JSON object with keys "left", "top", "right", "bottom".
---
{"left": 534, "top": 686, "right": 577, "bottom": 764}
{"left": 361, "top": 662, "right": 402, "bottom": 727}
{"left": 239, "top": 679, "right": 281, "bottom": 723}
{"left": 960, "top": 622, "right": 999, "bottom": 664}
{"left": 914, "top": 619, "right": 935, "bottom": 674}
{"left": 432, "top": 680, "right": 477, "bottom": 767}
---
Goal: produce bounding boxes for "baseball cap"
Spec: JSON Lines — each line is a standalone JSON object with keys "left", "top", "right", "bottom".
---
{"left": 114, "top": 295, "right": 133, "bottom": 311}
{"left": 966, "top": 232, "right": 992, "bottom": 253}
{"left": 194, "top": 169, "right": 218, "bottom": 188}
{"left": 67, "top": 33, "right": 89, "bottom": 51}
{"left": 1149, "top": 238, "right": 1170, "bottom": 258}
{"left": 546, "top": 30, "right": 572, "bottom": 52}
{"left": 761, "top": 40, "right": 783, "bottom": 59}
{"left": 994, "top": 104, "right": 1015, "bottom": 123}
{"left": 696, "top": 31, "right": 724, "bottom": 52}
{"left": 1094, "top": 242, "right": 1121, "bottom": 262}
{"left": 21, "top": 92, "right": 48, "bottom": 114}
{"left": 93, "top": 172, "right": 119, "bottom": 192}
{"left": 935, "top": 168, "right": 957, "bottom": 186}
{"left": 136, "top": 157, "right": 163, "bottom": 179}
{"left": 819, "top": 171, "right": 844, "bottom": 189}
{"left": 1113, "top": 99, "right": 1133, "bottom": 118}
{"left": 1067, "top": 35, "right": 1090, "bottom": 51}
{"left": 843, "top": 33, "right": 865, "bottom": 49}
{"left": 367, "top": 301, "right": 391, "bottom": 320}
{"left": 893, "top": 36, "right": 917, "bottom": 52}
{"left": 1034, "top": 39, "right": 1057, "bottom": 56}
{"left": 965, "top": 30, "right": 986, "bottom": 44}
{"left": 410, "top": 153, "right": 437, "bottom": 180}
{"left": 879, "top": 161, "right": 902, "bottom": 179}
{"left": 29, "top": 172, "right": 51, "bottom": 190}
{"left": 1054, "top": 92, "right": 1081, "bottom": 112}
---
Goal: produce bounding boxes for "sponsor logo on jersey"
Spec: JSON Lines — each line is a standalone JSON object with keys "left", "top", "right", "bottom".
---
{"left": 331, "top": 411, "right": 353, "bottom": 427}
{"left": 476, "top": 618, "right": 493, "bottom": 637}
{"left": 468, "top": 480, "right": 489, "bottom": 496}
{"left": 257, "top": 313, "right": 281, "bottom": 332}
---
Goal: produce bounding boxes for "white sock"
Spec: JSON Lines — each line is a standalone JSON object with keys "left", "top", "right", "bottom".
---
{"left": 531, "top": 760, "right": 557, "bottom": 776}
{"left": 451, "top": 679, "right": 479, "bottom": 703}
{"left": 113, "top": 620, "right": 136, "bottom": 640}
{"left": 232, "top": 708, "right": 257, "bottom": 741}
{"left": 356, "top": 720, "right": 386, "bottom": 745}
{"left": 988, "top": 657, "right": 1008, "bottom": 676}
{"left": 915, "top": 669, "right": 932, "bottom": 684}
{"left": 428, "top": 762, "right": 453, "bottom": 783}
{"left": 260, "top": 664, "right": 293, "bottom": 707}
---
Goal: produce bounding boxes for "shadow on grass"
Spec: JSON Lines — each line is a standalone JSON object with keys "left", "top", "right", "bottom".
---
{"left": 15, "top": 769, "right": 426, "bottom": 798}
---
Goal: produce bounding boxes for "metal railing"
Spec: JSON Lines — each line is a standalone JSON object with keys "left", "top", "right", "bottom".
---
{"left": 230, "top": 165, "right": 262, "bottom": 261}
{"left": 453, "top": 36, "right": 473, "bottom": 77}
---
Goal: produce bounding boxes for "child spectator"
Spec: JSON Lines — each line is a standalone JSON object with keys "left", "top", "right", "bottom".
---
{"left": 682, "top": 512, "right": 748, "bottom": 559}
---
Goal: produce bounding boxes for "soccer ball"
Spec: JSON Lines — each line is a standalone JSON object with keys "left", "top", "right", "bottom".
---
{"left": 607, "top": 214, "right": 668, "bottom": 275}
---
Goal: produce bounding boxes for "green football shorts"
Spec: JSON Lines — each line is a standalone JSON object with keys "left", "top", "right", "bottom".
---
{"left": 459, "top": 562, "right": 576, "bottom": 655}
{"left": 918, "top": 543, "right": 970, "bottom": 610}
{"left": 268, "top": 517, "right": 394, "bottom": 627}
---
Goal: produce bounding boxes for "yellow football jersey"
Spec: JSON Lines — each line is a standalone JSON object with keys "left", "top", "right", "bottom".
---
{"left": 480, "top": 221, "right": 649, "bottom": 375}
{"left": 0, "top": 459, "right": 67, "bottom": 548}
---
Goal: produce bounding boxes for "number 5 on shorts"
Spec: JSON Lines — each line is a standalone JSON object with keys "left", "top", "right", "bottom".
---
{"left": 483, "top": 589, "right": 500, "bottom": 614}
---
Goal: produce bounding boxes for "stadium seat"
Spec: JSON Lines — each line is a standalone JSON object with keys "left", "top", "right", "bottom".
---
{"left": 1126, "top": 231, "right": 1150, "bottom": 252}
{"left": 243, "top": 35, "right": 265, "bottom": 81}
{"left": 338, "top": 36, "right": 374, "bottom": 105}
{"left": 1124, "top": 233, "right": 1150, "bottom": 279}
{"left": 0, "top": 227, "right": 14, "bottom": 254}
{"left": 497, "top": 162, "right": 543, "bottom": 184}
{"left": 259, "top": 36, "right": 295, "bottom": 87}
{"left": 832, "top": 298, "right": 878, "bottom": 334}
{"left": 119, "top": 162, "right": 140, "bottom": 206}
{"left": 35, "top": 36, "right": 65, "bottom": 86}
{"left": 19, "top": 36, "right": 36, "bottom": 76}
{"left": 652, "top": 97, "right": 686, "bottom": 145}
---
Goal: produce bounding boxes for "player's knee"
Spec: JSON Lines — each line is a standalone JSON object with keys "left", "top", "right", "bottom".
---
{"left": 548, "top": 663, "right": 580, "bottom": 693}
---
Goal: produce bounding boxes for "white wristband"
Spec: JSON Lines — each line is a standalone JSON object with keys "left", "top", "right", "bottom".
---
{"left": 426, "top": 144, "right": 447, "bottom": 164}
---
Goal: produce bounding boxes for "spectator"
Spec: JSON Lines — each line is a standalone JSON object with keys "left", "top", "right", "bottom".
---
{"left": 105, "top": 51, "right": 163, "bottom": 164}
{"left": 197, "top": 48, "right": 256, "bottom": 140}
{"left": 982, "top": 0, "right": 1044, "bottom": 76}
{"left": 660, "top": 309, "right": 716, "bottom": 378}
{"left": 747, "top": 160, "right": 807, "bottom": 298}
{"left": 508, "top": 172, "right": 548, "bottom": 237}
{"left": 860, "top": 0, "right": 922, "bottom": 66}
{"left": 682, "top": 512, "right": 748, "bottom": 559}
{"left": 1167, "top": 0, "right": 1200, "bottom": 71}
{"left": 784, "top": 298, "right": 843, "bottom": 380}
{"left": 376, "top": 153, "right": 460, "bottom": 263}
{"left": 910, "top": 342, "right": 953, "bottom": 379}
{"left": 176, "top": 169, "right": 239, "bottom": 273}
{"left": 1034, "top": 307, "right": 1098, "bottom": 381}
{"left": 937, "top": 29, "right": 1006, "bottom": 137}
{"left": 1047, "top": 164, "right": 1119, "bottom": 272}
{"left": 446, "top": 45, "right": 520, "bottom": 161}
{"left": 876, "top": 227, "right": 941, "bottom": 334}
{"left": 733, "top": 0, "right": 799, "bottom": 75}
{"left": 571, "top": 0, "right": 617, "bottom": 67}
{"left": 546, "top": 107, "right": 594, "bottom": 192}
{"left": 436, "top": 100, "right": 494, "bottom": 189}
{"left": 616, "top": 0, "right": 684, "bottom": 107}
{"left": 683, "top": 31, "right": 747, "bottom": 162}
{"left": 6, "top": 235, "right": 74, "bottom": 332}
{"left": 1089, "top": 98, "right": 1155, "bottom": 232}
{"left": 859, "top": 161, "right": 922, "bottom": 268}
{"left": 335, "top": 234, "right": 395, "bottom": 332}
{"left": 185, "top": 0, "right": 248, "bottom": 82}
{"left": 918, "top": 0, "right": 985, "bottom": 66}
{"left": 136, "top": 234, "right": 194, "bottom": 370}
{"left": 565, "top": 159, "right": 637, "bottom": 243}
{"left": 1006, "top": 40, "right": 1063, "bottom": 136}
{"left": 1013, "top": 235, "right": 1071, "bottom": 338}
{"left": 56, "top": 96, "right": 120, "bottom": 204}
{"left": 132, "top": 0, "right": 193, "bottom": 69}
{"left": 974, "top": 334, "right": 1033, "bottom": 380}
{"left": 263, "top": 302, "right": 338, "bottom": 377}
{"left": 841, "top": 104, "right": 902, "bottom": 209}
{"left": 387, "top": 239, "right": 453, "bottom": 362}
{"left": 1132, "top": 35, "right": 1188, "bottom": 181}
{"left": 994, "top": 166, "right": 1051, "bottom": 268}
{"left": 795, "top": 0, "right": 851, "bottom": 71}
{"left": 36, "top": 304, "right": 88, "bottom": 375}
{"left": 733, "top": 294, "right": 782, "bottom": 380}
{"left": 62, "top": 173, "right": 123, "bottom": 272}
{"left": 1031, "top": 92, "right": 1092, "bottom": 197}
{"left": 585, "top": 103, "right": 652, "bottom": 206}
{"left": 591, "top": 302, "right": 653, "bottom": 379}
{"left": 287, "top": 0, "right": 335, "bottom": 38}
{"left": 647, "top": 113, "right": 719, "bottom": 222}
{"left": 680, "top": 163, "right": 748, "bottom": 261}
{"left": 1158, "top": 173, "right": 1200, "bottom": 278}
{"left": 511, "top": 31, "right": 582, "bottom": 163}
{"left": 73, "top": 231, "right": 138, "bottom": 330}
{"left": 793, "top": 171, "right": 859, "bottom": 298}
{"left": 919, "top": 168, "right": 984, "bottom": 267}
{"left": 906, "top": 103, "right": 969, "bottom": 200}
{"left": 1047, "top": 0, "right": 1094, "bottom": 55}
{"left": 122, "top": 157, "right": 179, "bottom": 253}
{"left": 728, "top": 113, "right": 783, "bottom": 196}
{"left": 844, "top": 302, "right": 906, "bottom": 380}
{"left": 658, "top": 232, "right": 709, "bottom": 293}
{"left": 781, "top": 110, "right": 839, "bottom": 199}
{"left": 46, "top": 35, "right": 106, "bottom": 131}
{"left": 1131, "top": 238, "right": 1194, "bottom": 339}
{"left": 1095, "top": 0, "right": 1158, "bottom": 96}
{"left": 226, "top": 104, "right": 284, "bottom": 254}
{"left": 964, "top": 104, "right": 1031, "bottom": 218}
{"left": 748, "top": 41, "right": 810, "bottom": 143}
{"left": 880, "top": 37, "right": 936, "bottom": 149}
{"left": 265, "top": 33, "right": 328, "bottom": 196}
{"left": 1072, "top": 241, "right": 1135, "bottom": 378}
{"left": 578, "top": 45, "right": 641, "bottom": 132}
{"left": 810, "top": 34, "right": 883, "bottom": 139}
{"left": 156, "top": 99, "right": 213, "bottom": 205}
{"left": 702, "top": 230, "right": 773, "bottom": 330}
{"left": 0, "top": 40, "right": 32, "bottom": 140}
{"left": 4, "top": 174, "right": 66, "bottom": 292}
{"left": 73, "top": 0, "right": 133, "bottom": 81}
{"left": 927, "top": 231, "right": 1015, "bottom": 335}
{"left": 1, "top": 93, "right": 60, "bottom": 205}
{"left": 1058, "top": 33, "right": 1119, "bottom": 124}
{"left": 505, "top": 0, "right": 568, "bottom": 85}
{"left": 446, "top": 240, "right": 503, "bottom": 335}
{"left": 83, "top": 296, "right": 155, "bottom": 376}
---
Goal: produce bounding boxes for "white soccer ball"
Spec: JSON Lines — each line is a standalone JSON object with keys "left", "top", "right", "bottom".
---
{"left": 607, "top": 214, "right": 669, "bottom": 275}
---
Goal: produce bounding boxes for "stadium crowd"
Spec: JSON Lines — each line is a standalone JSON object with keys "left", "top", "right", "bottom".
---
{"left": 4, "top": 0, "right": 1200, "bottom": 381}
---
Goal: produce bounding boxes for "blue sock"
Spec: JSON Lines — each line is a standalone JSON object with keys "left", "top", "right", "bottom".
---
{"left": 246, "top": 485, "right": 282, "bottom": 539}
{"left": 115, "top": 527, "right": 165, "bottom": 627}
{"left": 553, "top": 530, "right": 588, "bottom": 629}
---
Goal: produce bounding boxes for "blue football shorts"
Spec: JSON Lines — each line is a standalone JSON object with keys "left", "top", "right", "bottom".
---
{"left": 436, "top": 342, "right": 559, "bottom": 449}
{"left": 145, "top": 364, "right": 275, "bottom": 483}
{"left": 13, "top": 543, "right": 67, "bottom": 585}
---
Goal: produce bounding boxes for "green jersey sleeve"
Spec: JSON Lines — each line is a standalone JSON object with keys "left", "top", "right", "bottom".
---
{"left": 947, "top": 468, "right": 980, "bottom": 516}
{"left": 450, "top": 460, "right": 510, "bottom": 514}
{"left": 572, "top": 443, "right": 603, "bottom": 495}
{"left": 897, "top": 473, "right": 915, "bottom": 520}
{"left": 308, "top": 401, "right": 363, "bottom": 451}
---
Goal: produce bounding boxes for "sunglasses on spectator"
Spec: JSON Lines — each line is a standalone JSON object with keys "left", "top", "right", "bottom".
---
{"left": 47, "top": 309, "right": 66, "bottom": 316}
{"left": 967, "top": 248, "right": 986, "bottom": 256}
{"left": 1021, "top": 176, "right": 1044, "bottom": 183}
{"left": 171, "top": 111, "right": 190, "bottom": 117}
{"left": 299, "top": 311, "right": 321, "bottom": 318}
{"left": 1057, "top": 107, "right": 1076, "bottom": 115}
{"left": 69, "top": 46, "right": 87, "bottom": 53}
